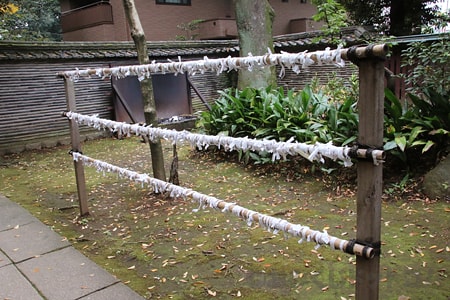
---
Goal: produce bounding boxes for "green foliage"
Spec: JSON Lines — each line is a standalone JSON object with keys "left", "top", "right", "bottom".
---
{"left": 421, "top": 11, "right": 450, "bottom": 34}
{"left": 384, "top": 88, "right": 449, "bottom": 170}
{"left": 401, "top": 35, "right": 450, "bottom": 95}
{"left": 311, "top": 0, "right": 349, "bottom": 45}
{"left": 199, "top": 81, "right": 359, "bottom": 164}
{"left": 0, "top": 0, "right": 61, "bottom": 41}
{"left": 175, "top": 19, "right": 203, "bottom": 41}
{"left": 338, "top": 0, "right": 442, "bottom": 35}
{"left": 200, "top": 74, "right": 448, "bottom": 173}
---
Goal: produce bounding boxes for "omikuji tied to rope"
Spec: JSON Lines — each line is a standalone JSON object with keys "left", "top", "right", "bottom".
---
{"left": 64, "top": 111, "right": 360, "bottom": 166}
{"left": 71, "top": 152, "right": 374, "bottom": 258}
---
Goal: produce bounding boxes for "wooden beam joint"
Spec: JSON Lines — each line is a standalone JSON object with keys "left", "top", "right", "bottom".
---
{"left": 344, "top": 44, "right": 388, "bottom": 65}
{"left": 349, "top": 144, "right": 385, "bottom": 165}
{"left": 346, "top": 239, "right": 381, "bottom": 259}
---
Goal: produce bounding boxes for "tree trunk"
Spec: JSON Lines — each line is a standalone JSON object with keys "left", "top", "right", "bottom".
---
{"left": 122, "top": 0, "right": 166, "bottom": 182}
{"left": 389, "top": 0, "right": 407, "bottom": 36}
{"left": 234, "top": 0, "right": 277, "bottom": 90}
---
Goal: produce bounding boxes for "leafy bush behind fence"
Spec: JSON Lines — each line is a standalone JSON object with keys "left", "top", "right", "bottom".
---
{"left": 198, "top": 75, "right": 449, "bottom": 173}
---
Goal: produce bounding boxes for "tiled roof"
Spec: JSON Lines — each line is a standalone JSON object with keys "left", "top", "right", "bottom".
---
{"left": 0, "top": 27, "right": 374, "bottom": 62}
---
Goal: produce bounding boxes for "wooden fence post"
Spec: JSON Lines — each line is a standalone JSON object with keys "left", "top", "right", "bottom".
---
{"left": 356, "top": 55, "right": 385, "bottom": 299}
{"left": 64, "top": 78, "right": 89, "bottom": 216}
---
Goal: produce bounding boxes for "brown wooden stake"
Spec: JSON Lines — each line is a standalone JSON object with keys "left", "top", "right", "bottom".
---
{"left": 356, "top": 57, "right": 385, "bottom": 299}
{"left": 64, "top": 78, "right": 89, "bottom": 216}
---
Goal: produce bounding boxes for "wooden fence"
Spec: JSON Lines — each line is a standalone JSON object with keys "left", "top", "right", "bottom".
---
{"left": 60, "top": 44, "right": 388, "bottom": 300}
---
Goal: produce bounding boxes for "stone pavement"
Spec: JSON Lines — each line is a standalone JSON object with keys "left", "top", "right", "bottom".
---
{"left": 0, "top": 194, "right": 144, "bottom": 300}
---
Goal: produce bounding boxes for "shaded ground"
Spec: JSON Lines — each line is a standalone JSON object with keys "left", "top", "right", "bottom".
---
{"left": 0, "top": 137, "right": 449, "bottom": 299}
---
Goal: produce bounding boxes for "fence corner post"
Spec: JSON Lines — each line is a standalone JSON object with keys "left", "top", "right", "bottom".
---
{"left": 355, "top": 53, "right": 386, "bottom": 299}
{"left": 64, "top": 78, "right": 89, "bottom": 217}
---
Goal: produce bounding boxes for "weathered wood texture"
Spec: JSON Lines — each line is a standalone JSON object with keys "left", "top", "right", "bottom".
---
{"left": 0, "top": 62, "right": 113, "bottom": 155}
{"left": 356, "top": 58, "right": 385, "bottom": 300}
{"left": 64, "top": 79, "right": 89, "bottom": 216}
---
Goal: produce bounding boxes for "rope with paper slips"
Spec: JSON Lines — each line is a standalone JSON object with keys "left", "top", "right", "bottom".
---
{"left": 57, "top": 44, "right": 388, "bottom": 82}
{"left": 70, "top": 151, "right": 375, "bottom": 259}
{"left": 59, "top": 46, "right": 346, "bottom": 82}
{"left": 63, "top": 111, "right": 385, "bottom": 166}
{"left": 57, "top": 44, "right": 387, "bottom": 81}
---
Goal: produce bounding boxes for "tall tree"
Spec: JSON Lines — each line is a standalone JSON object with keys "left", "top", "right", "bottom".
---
{"left": 338, "top": 0, "right": 441, "bottom": 36}
{"left": 312, "top": 0, "right": 349, "bottom": 45}
{"left": 122, "top": 0, "right": 167, "bottom": 182}
{"left": 0, "top": 0, "right": 61, "bottom": 41}
{"left": 233, "top": 0, "right": 277, "bottom": 90}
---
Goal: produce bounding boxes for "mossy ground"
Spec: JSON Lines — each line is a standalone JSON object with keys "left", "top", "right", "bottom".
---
{"left": 0, "top": 137, "right": 448, "bottom": 299}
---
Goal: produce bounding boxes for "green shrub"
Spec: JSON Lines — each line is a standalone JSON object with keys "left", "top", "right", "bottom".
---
{"left": 401, "top": 35, "right": 450, "bottom": 95}
{"left": 199, "top": 81, "right": 448, "bottom": 173}
{"left": 198, "top": 84, "right": 359, "bottom": 163}
{"left": 384, "top": 87, "right": 449, "bottom": 171}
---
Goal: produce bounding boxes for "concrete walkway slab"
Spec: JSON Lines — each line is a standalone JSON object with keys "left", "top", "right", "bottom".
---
{"left": 79, "top": 282, "right": 144, "bottom": 300}
{"left": 0, "top": 195, "right": 38, "bottom": 231}
{"left": 0, "top": 250, "right": 11, "bottom": 268}
{"left": 18, "top": 246, "right": 119, "bottom": 300}
{"left": 0, "top": 264, "right": 44, "bottom": 300}
{"left": 0, "top": 194, "right": 145, "bottom": 300}
{"left": 0, "top": 220, "right": 70, "bottom": 263}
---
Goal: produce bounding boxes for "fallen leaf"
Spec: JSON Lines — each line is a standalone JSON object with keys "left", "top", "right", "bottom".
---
{"left": 206, "top": 288, "right": 217, "bottom": 296}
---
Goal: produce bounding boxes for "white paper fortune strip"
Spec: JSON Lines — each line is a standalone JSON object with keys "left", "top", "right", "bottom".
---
{"left": 65, "top": 111, "right": 354, "bottom": 166}
{"left": 72, "top": 152, "right": 373, "bottom": 257}
{"left": 61, "top": 46, "right": 344, "bottom": 81}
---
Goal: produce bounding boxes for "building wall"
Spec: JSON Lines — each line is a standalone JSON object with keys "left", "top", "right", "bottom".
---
{"left": 63, "top": 24, "right": 118, "bottom": 41}
{"left": 0, "top": 61, "right": 114, "bottom": 154}
{"left": 0, "top": 52, "right": 232, "bottom": 155}
{"left": 270, "top": 0, "right": 320, "bottom": 35}
{"left": 60, "top": 0, "right": 319, "bottom": 41}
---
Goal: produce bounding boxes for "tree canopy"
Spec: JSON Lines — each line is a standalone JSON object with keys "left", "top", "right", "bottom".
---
{"left": 337, "top": 0, "right": 443, "bottom": 36}
{"left": 0, "top": 0, "right": 61, "bottom": 41}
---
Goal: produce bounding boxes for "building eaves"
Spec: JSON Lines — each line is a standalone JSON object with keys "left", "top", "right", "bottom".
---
{"left": 387, "top": 32, "right": 449, "bottom": 44}
{"left": 0, "top": 40, "right": 240, "bottom": 62}
{"left": 1, "top": 26, "right": 423, "bottom": 62}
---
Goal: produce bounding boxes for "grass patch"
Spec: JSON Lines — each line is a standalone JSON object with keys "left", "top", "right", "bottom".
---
{"left": 0, "top": 137, "right": 449, "bottom": 299}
